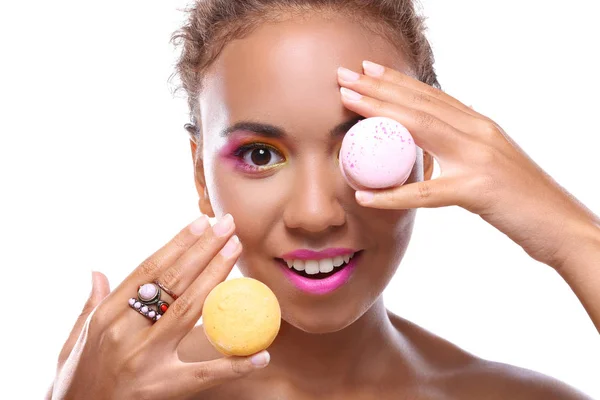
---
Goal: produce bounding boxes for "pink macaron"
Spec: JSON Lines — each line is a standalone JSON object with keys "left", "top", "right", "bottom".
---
{"left": 339, "top": 117, "right": 416, "bottom": 190}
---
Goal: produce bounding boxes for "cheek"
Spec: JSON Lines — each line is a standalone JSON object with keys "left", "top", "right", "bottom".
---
{"left": 363, "top": 208, "right": 415, "bottom": 263}
{"left": 208, "top": 160, "right": 289, "bottom": 245}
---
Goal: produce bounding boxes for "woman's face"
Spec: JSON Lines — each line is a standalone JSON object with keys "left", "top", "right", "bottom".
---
{"left": 195, "top": 14, "right": 426, "bottom": 333}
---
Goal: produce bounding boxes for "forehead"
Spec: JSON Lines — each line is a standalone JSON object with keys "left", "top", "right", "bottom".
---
{"left": 200, "top": 14, "right": 411, "bottom": 138}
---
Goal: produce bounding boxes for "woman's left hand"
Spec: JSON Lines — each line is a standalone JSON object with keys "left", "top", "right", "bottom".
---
{"left": 337, "top": 61, "right": 599, "bottom": 270}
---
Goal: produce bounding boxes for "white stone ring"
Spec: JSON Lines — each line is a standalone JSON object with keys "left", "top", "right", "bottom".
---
{"left": 128, "top": 282, "right": 174, "bottom": 322}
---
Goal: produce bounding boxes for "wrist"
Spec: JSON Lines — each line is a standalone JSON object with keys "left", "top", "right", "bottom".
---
{"left": 554, "top": 217, "right": 600, "bottom": 274}
{"left": 553, "top": 216, "right": 600, "bottom": 333}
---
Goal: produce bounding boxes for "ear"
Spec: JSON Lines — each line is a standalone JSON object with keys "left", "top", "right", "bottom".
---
{"left": 422, "top": 150, "right": 434, "bottom": 181}
{"left": 189, "top": 138, "right": 215, "bottom": 218}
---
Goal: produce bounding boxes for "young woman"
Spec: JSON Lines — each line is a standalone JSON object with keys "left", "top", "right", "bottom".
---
{"left": 49, "top": 0, "right": 599, "bottom": 398}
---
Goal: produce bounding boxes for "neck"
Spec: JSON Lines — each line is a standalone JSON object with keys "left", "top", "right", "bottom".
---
{"left": 267, "top": 297, "right": 405, "bottom": 389}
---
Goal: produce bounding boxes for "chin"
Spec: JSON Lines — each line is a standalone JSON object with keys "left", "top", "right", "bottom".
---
{"left": 280, "top": 304, "right": 365, "bottom": 334}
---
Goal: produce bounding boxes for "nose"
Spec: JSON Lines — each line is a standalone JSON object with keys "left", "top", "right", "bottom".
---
{"left": 282, "top": 158, "right": 346, "bottom": 234}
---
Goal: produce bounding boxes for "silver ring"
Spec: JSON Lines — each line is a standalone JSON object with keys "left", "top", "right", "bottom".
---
{"left": 127, "top": 283, "right": 171, "bottom": 322}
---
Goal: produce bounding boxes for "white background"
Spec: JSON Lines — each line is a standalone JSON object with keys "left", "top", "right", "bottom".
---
{"left": 1, "top": 0, "right": 599, "bottom": 398}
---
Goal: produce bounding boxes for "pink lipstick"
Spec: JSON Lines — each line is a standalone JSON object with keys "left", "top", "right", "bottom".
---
{"left": 277, "top": 250, "right": 361, "bottom": 295}
{"left": 280, "top": 248, "right": 357, "bottom": 260}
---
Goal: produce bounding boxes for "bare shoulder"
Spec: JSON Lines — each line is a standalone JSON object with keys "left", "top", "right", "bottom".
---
{"left": 450, "top": 359, "right": 593, "bottom": 400}
{"left": 388, "top": 312, "right": 592, "bottom": 400}
{"left": 179, "top": 318, "right": 592, "bottom": 400}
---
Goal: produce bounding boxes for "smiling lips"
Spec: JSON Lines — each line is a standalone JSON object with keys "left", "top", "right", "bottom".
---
{"left": 277, "top": 248, "right": 360, "bottom": 294}
{"left": 280, "top": 248, "right": 357, "bottom": 274}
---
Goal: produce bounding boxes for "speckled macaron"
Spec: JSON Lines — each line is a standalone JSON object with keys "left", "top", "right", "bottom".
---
{"left": 202, "top": 277, "right": 281, "bottom": 357}
{"left": 339, "top": 117, "right": 417, "bottom": 190}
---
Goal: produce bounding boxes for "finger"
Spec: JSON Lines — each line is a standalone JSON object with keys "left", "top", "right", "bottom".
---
{"left": 355, "top": 176, "right": 461, "bottom": 209}
{"left": 360, "top": 60, "right": 485, "bottom": 119}
{"left": 337, "top": 66, "right": 488, "bottom": 136}
{"left": 111, "top": 215, "right": 232, "bottom": 332}
{"left": 152, "top": 234, "right": 242, "bottom": 344}
{"left": 58, "top": 271, "right": 111, "bottom": 366}
{"left": 179, "top": 351, "right": 270, "bottom": 393}
{"left": 110, "top": 215, "right": 211, "bottom": 301}
{"left": 339, "top": 87, "right": 464, "bottom": 159}
{"left": 156, "top": 214, "right": 236, "bottom": 298}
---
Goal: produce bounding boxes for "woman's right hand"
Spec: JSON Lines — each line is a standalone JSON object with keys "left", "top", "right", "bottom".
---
{"left": 49, "top": 214, "right": 270, "bottom": 400}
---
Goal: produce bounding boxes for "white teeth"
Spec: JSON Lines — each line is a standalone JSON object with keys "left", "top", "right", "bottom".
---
{"left": 332, "top": 256, "right": 344, "bottom": 267}
{"left": 284, "top": 252, "right": 357, "bottom": 274}
{"left": 318, "top": 259, "right": 334, "bottom": 273}
{"left": 305, "top": 260, "right": 320, "bottom": 275}
{"left": 292, "top": 260, "right": 305, "bottom": 271}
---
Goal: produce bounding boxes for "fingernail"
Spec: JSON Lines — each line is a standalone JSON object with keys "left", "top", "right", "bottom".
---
{"left": 340, "top": 87, "right": 362, "bottom": 101}
{"left": 356, "top": 191, "right": 374, "bottom": 204}
{"left": 251, "top": 351, "right": 270, "bottom": 367}
{"left": 362, "top": 60, "right": 385, "bottom": 77}
{"left": 337, "top": 67, "right": 360, "bottom": 82}
{"left": 220, "top": 235, "right": 240, "bottom": 257}
{"left": 213, "top": 214, "right": 234, "bottom": 237}
{"left": 190, "top": 215, "right": 210, "bottom": 235}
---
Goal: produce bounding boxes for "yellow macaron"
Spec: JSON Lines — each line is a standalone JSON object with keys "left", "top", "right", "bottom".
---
{"left": 202, "top": 277, "right": 281, "bottom": 356}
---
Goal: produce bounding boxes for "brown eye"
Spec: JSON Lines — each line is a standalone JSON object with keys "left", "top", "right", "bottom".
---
{"left": 238, "top": 144, "right": 285, "bottom": 169}
{"left": 251, "top": 148, "right": 271, "bottom": 166}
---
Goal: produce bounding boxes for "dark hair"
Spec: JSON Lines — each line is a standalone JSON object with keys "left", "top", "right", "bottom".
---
{"left": 171, "top": 0, "right": 440, "bottom": 140}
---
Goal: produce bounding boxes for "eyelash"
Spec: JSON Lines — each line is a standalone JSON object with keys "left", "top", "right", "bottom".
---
{"left": 232, "top": 142, "right": 286, "bottom": 172}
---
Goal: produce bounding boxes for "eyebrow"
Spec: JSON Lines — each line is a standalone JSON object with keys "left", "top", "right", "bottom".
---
{"left": 219, "top": 116, "right": 365, "bottom": 139}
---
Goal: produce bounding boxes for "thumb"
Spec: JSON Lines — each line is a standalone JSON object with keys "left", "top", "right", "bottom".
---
{"left": 87, "top": 270, "right": 111, "bottom": 311}
{"left": 57, "top": 271, "right": 111, "bottom": 367}
{"left": 182, "top": 351, "right": 270, "bottom": 393}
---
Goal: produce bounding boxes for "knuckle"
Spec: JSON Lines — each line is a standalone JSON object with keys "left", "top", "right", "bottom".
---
{"left": 170, "top": 231, "right": 188, "bottom": 250}
{"left": 369, "top": 98, "right": 384, "bottom": 113}
{"left": 170, "top": 296, "right": 193, "bottom": 319}
{"left": 413, "top": 110, "right": 436, "bottom": 130}
{"left": 423, "top": 84, "right": 440, "bottom": 98}
{"left": 411, "top": 92, "right": 431, "bottom": 106}
{"left": 121, "top": 352, "right": 143, "bottom": 377}
{"left": 202, "top": 264, "right": 221, "bottom": 283}
{"left": 417, "top": 181, "right": 433, "bottom": 200}
{"left": 160, "top": 266, "right": 181, "bottom": 288}
{"left": 100, "top": 326, "right": 123, "bottom": 347}
{"left": 88, "top": 306, "right": 111, "bottom": 330}
{"left": 193, "top": 365, "right": 213, "bottom": 384}
{"left": 230, "top": 360, "right": 247, "bottom": 376}
{"left": 191, "top": 236, "right": 210, "bottom": 256}
{"left": 139, "top": 257, "right": 160, "bottom": 278}
{"left": 479, "top": 119, "right": 501, "bottom": 139}
{"left": 370, "top": 77, "right": 383, "bottom": 93}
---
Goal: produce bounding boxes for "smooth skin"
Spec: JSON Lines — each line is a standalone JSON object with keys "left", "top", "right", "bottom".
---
{"left": 49, "top": 12, "right": 598, "bottom": 400}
